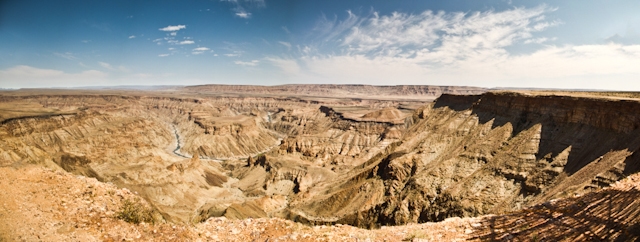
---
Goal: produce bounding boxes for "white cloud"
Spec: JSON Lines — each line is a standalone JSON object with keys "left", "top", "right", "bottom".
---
{"left": 178, "top": 40, "right": 195, "bottom": 45}
{"left": 339, "top": 6, "right": 554, "bottom": 58}
{"left": 234, "top": 60, "right": 259, "bottom": 66}
{"left": 265, "top": 6, "right": 640, "bottom": 90}
{"left": 128, "top": 35, "right": 136, "bottom": 39}
{"left": 0, "top": 65, "right": 109, "bottom": 88}
{"left": 524, "top": 37, "right": 555, "bottom": 44}
{"left": 159, "top": 25, "right": 186, "bottom": 32}
{"left": 236, "top": 11, "right": 251, "bottom": 19}
{"left": 159, "top": 54, "right": 170, "bottom": 57}
{"left": 170, "top": 32, "right": 177, "bottom": 36}
{"left": 192, "top": 47, "right": 210, "bottom": 55}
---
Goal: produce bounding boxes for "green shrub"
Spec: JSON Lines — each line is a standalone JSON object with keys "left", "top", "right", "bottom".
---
{"left": 116, "top": 198, "right": 156, "bottom": 224}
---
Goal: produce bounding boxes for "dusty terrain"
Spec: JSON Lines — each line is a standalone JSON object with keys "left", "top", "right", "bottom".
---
{"left": 1, "top": 84, "right": 640, "bottom": 241}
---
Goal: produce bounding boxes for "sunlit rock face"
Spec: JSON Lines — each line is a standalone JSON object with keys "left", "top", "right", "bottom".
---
{"left": 2, "top": 87, "right": 640, "bottom": 228}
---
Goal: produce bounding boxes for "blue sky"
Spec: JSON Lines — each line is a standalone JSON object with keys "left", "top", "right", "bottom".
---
{"left": 1, "top": 0, "right": 640, "bottom": 90}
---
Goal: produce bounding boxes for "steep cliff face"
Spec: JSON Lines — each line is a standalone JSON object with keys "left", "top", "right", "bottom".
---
{"left": 287, "top": 92, "right": 640, "bottom": 227}
{"left": 275, "top": 105, "right": 410, "bottom": 168}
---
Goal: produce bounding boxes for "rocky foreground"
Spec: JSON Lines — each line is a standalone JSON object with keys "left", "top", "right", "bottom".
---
{"left": 1, "top": 164, "right": 639, "bottom": 241}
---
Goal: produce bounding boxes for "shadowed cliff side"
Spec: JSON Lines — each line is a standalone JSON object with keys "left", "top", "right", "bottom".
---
{"left": 287, "top": 92, "right": 640, "bottom": 228}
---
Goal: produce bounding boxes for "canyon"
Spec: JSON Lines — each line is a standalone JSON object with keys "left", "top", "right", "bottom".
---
{"left": 1, "top": 85, "right": 640, "bottom": 241}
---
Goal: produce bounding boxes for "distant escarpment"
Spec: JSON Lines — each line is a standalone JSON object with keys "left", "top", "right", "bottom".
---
{"left": 183, "top": 84, "right": 486, "bottom": 100}
{"left": 287, "top": 92, "right": 640, "bottom": 228}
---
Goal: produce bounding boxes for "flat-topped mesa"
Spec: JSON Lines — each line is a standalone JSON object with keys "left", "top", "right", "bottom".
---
{"left": 359, "top": 107, "right": 407, "bottom": 124}
{"left": 319, "top": 106, "right": 411, "bottom": 125}
{"left": 436, "top": 92, "right": 640, "bottom": 133}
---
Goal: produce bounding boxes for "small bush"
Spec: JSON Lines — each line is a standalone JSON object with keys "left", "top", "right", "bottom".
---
{"left": 116, "top": 198, "right": 156, "bottom": 224}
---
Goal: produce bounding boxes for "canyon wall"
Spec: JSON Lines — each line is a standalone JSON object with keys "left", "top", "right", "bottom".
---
{"left": 3, "top": 90, "right": 640, "bottom": 229}
{"left": 287, "top": 92, "right": 640, "bottom": 227}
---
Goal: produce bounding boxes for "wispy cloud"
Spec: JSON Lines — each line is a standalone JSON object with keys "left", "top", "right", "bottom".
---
{"left": 278, "top": 41, "right": 292, "bottom": 49}
{"left": 159, "top": 25, "right": 186, "bottom": 32}
{"left": 98, "top": 62, "right": 129, "bottom": 72}
{"left": 159, "top": 54, "right": 170, "bottom": 57}
{"left": 312, "top": 10, "right": 362, "bottom": 44}
{"left": 234, "top": 60, "right": 259, "bottom": 66}
{"left": 128, "top": 35, "right": 136, "bottom": 39}
{"left": 221, "top": 42, "right": 247, "bottom": 57}
{"left": 266, "top": 57, "right": 300, "bottom": 75}
{"left": 220, "top": 0, "right": 265, "bottom": 19}
{"left": 179, "top": 40, "right": 195, "bottom": 45}
{"left": 98, "top": 62, "right": 113, "bottom": 70}
{"left": 54, "top": 52, "right": 77, "bottom": 60}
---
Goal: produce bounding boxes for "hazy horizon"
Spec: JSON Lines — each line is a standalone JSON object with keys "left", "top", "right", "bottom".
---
{"left": 2, "top": 0, "right": 640, "bottom": 90}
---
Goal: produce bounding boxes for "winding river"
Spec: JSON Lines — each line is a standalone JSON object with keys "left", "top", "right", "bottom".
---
{"left": 169, "top": 112, "right": 282, "bottom": 161}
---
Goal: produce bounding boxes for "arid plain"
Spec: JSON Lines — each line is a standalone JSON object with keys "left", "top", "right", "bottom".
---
{"left": 1, "top": 85, "right": 640, "bottom": 241}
